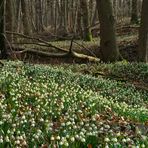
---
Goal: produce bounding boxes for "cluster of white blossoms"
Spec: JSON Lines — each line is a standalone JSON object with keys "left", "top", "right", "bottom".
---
{"left": 0, "top": 62, "right": 147, "bottom": 147}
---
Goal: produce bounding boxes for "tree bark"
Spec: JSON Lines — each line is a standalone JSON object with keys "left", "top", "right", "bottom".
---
{"left": 5, "top": 0, "right": 14, "bottom": 42}
{"left": 76, "top": 1, "right": 83, "bottom": 38}
{"left": 138, "top": 0, "right": 148, "bottom": 62}
{"left": 15, "top": 0, "right": 21, "bottom": 33}
{"left": 131, "top": 0, "right": 138, "bottom": 24}
{"left": 21, "top": 0, "right": 31, "bottom": 35}
{"left": 96, "top": 0, "right": 120, "bottom": 62}
{"left": 35, "top": 0, "right": 43, "bottom": 32}
{"left": 0, "top": 0, "right": 7, "bottom": 59}
{"left": 80, "top": 0, "right": 92, "bottom": 41}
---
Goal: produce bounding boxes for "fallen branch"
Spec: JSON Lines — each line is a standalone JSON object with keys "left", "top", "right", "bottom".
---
{"left": 6, "top": 31, "right": 97, "bottom": 59}
{"left": 10, "top": 32, "right": 96, "bottom": 57}
{"left": 11, "top": 40, "right": 97, "bottom": 58}
{"left": 6, "top": 32, "right": 100, "bottom": 62}
{"left": 10, "top": 46, "right": 100, "bottom": 62}
{"left": 5, "top": 31, "right": 69, "bottom": 52}
{"left": 71, "top": 52, "right": 100, "bottom": 62}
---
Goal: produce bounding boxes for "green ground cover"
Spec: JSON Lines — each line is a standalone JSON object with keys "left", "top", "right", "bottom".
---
{"left": 0, "top": 61, "right": 147, "bottom": 147}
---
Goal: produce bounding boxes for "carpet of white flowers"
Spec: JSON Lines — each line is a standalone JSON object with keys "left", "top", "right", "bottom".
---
{"left": 0, "top": 61, "right": 148, "bottom": 148}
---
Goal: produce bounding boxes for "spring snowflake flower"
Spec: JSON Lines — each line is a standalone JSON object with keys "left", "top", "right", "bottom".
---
{"left": 70, "top": 137, "right": 75, "bottom": 142}
{"left": 51, "top": 136, "right": 55, "bottom": 141}
{"left": 75, "top": 135, "right": 79, "bottom": 139}
{"left": 59, "top": 141, "right": 64, "bottom": 145}
{"left": 0, "top": 138, "right": 3, "bottom": 143}
{"left": 141, "top": 144, "right": 145, "bottom": 148}
{"left": 81, "top": 137, "right": 86, "bottom": 142}
{"left": 126, "top": 138, "right": 131, "bottom": 142}
{"left": 104, "top": 124, "right": 110, "bottom": 129}
{"left": 64, "top": 141, "right": 69, "bottom": 147}
{"left": 122, "top": 138, "right": 126, "bottom": 143}
{"left": 105, "top": 144, "right": 109, "bottom": 148}
{"left": 15, "top": 140, "right": 20, "bottom": 145}
{"left": 5, "top": 136, "right": 10, "bottom": 142}
{"left": 104, "top": 137, "right": 110, "bottom": 142}
{"left": 56, "top": 136, "right": 60, "bottom": 140}
{"left": 111, "top": 138, "right": 118, "bottom": 143}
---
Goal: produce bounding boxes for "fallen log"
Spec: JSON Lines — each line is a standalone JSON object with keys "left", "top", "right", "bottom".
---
{"left": 9, "top": 46, "right": 100, "bottom": 63}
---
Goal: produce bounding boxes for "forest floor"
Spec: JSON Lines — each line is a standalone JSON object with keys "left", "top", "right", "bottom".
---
{"left": 11, "top": 25, "right": 139, "bottom": 64}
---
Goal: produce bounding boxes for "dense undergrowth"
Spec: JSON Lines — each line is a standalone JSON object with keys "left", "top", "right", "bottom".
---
{"left": 0, "top": 61, "right": 148, "bottom": 147}
{"left": 55, "top": 61, "right": 148, "bottom": 83}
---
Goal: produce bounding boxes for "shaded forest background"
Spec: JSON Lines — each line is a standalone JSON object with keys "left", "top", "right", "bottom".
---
{"left": 0, "top": 0, "right": 148, "bottom": 63}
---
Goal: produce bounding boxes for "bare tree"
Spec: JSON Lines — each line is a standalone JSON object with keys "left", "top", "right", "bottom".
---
{"left": 96, "top": 0, "right": 120, "bottom": 62}
{"left": 21, "top": 0, "right": 31, "bottom": 35}
{"left": 131, "top": 0, "right": 138, "bottom": 24}
{"left": 80, "top": 0, "right": 92, "bottom": 41}
{"left": 5, "top": 0, "right": 14, "bottom": 42}
{"left": 0, "top": 0, "right": 7, "bottom": 59}
{"left": 138, "top": 0, "right": 148, "bottom": 62}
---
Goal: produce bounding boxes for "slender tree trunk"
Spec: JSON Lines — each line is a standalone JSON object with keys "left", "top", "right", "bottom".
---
{"left": 47, "top": 0, "right": 53, "bottom": 26}
{"left": 0, "top": 0, "right": 7, "bottom": 59}
{"left": 5, "top": 0, "right": 14, "bottom": 42}
{"left": 76, "top": 2, "right": 83, "bottom": 38}
{"left": 21, "top": 0, "right": 31, "bottom": 35}
{"left": 73, "top": 0, "right": 79, "bottom": 34}
{"left": 131, "top": 0, "right": 138, "bottom": 24}
{"left": 69, "top": 0, "right": 74, "bottom": 32}
{"left": 138, "top": 0, "right": 148, "bottom": 62}
{"left": 54, "top": 0, "right": 58, "bottom": 34}
{"left": 96, "top": 0, "right": 120, "bottom": 62}
{"left": 89, "top": 0, "right": 93, "bottom": 21}
{"left": 80, "top": 0, "right": 92, "bottom": 41}
{"left": 113, "top": 0, "right": 118, "bottom": 19}
{"left": 91, "top": 3, "right": 98, "bottom": 26}
{"left": 50, "top": 0, "right": 54, "bottom": 27}
{"left": 63, "top": 0, "right": 68, "bottom": 32}
{"left": 15, "top": 0, "right": 21, "bottom": 33}
{"left": 35, "top": 0, "right": 43, "bottom": 32}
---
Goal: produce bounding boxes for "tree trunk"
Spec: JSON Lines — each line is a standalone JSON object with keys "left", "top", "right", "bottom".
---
{"left": 138, "top": 0, "right": 148, "bottom": 62}
{"left": 76, "top": 2, "right": 83, "bottom": 38}
{"left": 54, "top": 0, "right": 58, "bottom": 34}
{"left": 80, "top": 0, "right": 92, "bottom": 41}
{"left": 15, "top": 0, "right": 21, "bottom": 33}
{"left": 113, "top": 0, "right": 118, "bottom": 19}
{"left": 91, "top": 3, "right": 98, "bottom": 26}
{"left": 5, "top": 0, "right": 14, "bottom": 42}
{"left": 96, "top": 0, "right": 120, "bottom": 62}
{"left": 131, "top": 0, "right": 138, "bottom": 24}
{"left": 21, "top": 0, "right": 31, "bottom": 35}
{"left": 35, "top": 0, "right": 43, "bottom": 32}
{"left": 0, "top": 0, "right": 7, "bottom": 59}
